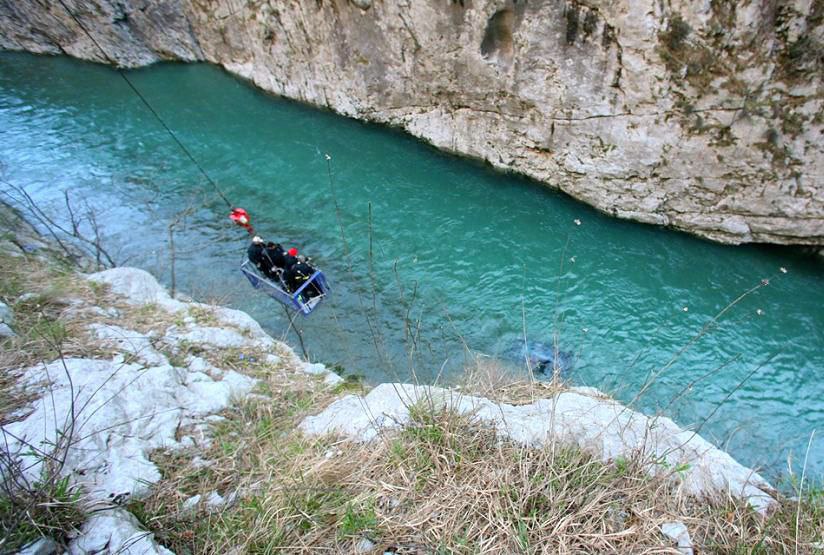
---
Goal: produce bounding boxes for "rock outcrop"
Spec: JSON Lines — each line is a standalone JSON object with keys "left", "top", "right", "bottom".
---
{"left": 1, "top": 266, "right": 343, "bottom": 553}
{"left": 301, "top": 382, "right": 776, "bottom": 513}
{"left": 1, "top": 0, "right": 822, "bottom": 246}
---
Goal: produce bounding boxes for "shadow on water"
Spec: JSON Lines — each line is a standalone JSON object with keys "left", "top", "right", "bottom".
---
{"left": 1, "top": 52, "right": 823, "bottom": 481}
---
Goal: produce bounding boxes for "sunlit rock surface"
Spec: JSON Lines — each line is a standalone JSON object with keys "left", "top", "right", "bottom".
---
{"left": 3, "top": 267, "right": 340, "bottom": 505}
{"left": 1, "top": 268, "right": 304, "bottom": 554}
{"left": 4, "top": 350, "right": 257, "bottom": 503}
{"left": 1, "top": 0, "right": 822, "bottom": 245}
{"left": 300, "top": 382, "right": 776, "bottom": 513}
{"left": 69, "top": 509, "right": 173, "bottom": 555}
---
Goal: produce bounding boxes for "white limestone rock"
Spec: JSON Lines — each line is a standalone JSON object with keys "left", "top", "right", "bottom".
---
{"left": 186, "top": 355, "right": 223, "bottom": 377}
{"left": 354, "top": 537, "right": 376, "bottom": 554}
{"left": 164, "top": 325, "right": 273, "bottom": 351}
{"left": 179, "top": 435, "right": 196, "bottom": 449}
{"left": 17, "top": 538, "right": 58, "bottom": 555}
{"left": 324, "top": 372, "right": 345, "bottom": 387}
{"left": 68, "top": 508, "right": 172, "bottom": 555}
{"left": 210, "top": 305, "right": 275, "bottom": 343}
{"left": 87, "top": 268, "right": 186, "bottom": 312}
{"left": 569, "top": 386, "right": 605, "bottom": 398}
{"left": 3, "top": 357, "right": 256, "bottom": 502}
{"left": 205, "top": 490, "right": 225, "bottom": 509}
{"left": 182, "top": 370, "right": 257, "bottom": 414}
{"left": 65, "top": 305, "right": 121, "bottom": 320}
{"left": 660, "top": 521, "right": 694, "bottom": 555}
{"left": 182, "top": 494, "right": 202, "bottom": 514}
{"left": 302, "top": 362, "right": 328, "bottom": 376}
{"left": 205, "top": 414, "right": 227, "bottom": 423}
{"left": 300, "top": 362, "right": 346, "bottom": 387}
{"left": 0, "top": 300, "right": 13, "bottom": 325}
{"left": 0, "top": 322, "right": 15, "bottom": 338}
{"left": 190, "top": 456, "right": 212, "bottom": 469}
{"left": 300, "top": 383, "right": 775, "bottom": 512}
{"left": 88, "top": 323, "right": 168, "bottom": 367}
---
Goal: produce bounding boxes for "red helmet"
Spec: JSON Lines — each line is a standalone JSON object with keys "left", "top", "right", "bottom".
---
{"left": 288, "top": 248, "right": 298, "bottom": 257}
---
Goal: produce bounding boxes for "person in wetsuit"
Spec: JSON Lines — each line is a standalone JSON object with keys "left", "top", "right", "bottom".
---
{"left": 248, "top": 237, "right": 289, "bottom": 281}
{"left": 247, "top": 236, "right": 266, "bottom": 272}
{"left": 282, "top": 247, "right": 298, "bottom": 272}
{"left": 284, "top": 254, "right": 322, "bottom": 299}
{"left": 261, "top": 242, "right": 287, "bottom": 280}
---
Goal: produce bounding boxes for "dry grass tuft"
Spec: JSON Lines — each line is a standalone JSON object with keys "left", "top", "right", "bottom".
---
{"left": 455, "top": 353, "right": 564, "bottom": 405}
{"left": 127, "top": 355, "right": 349, "bottom": 553}
{"left": 0, "top": 469, "right": 86, "bottom": 552}
{"left": 0, "top": 251, "right": 117, "bottom": 421}
{"left": 130, "top": 385, "right": 824, "bottom": 554}
{"left": 0, "top": 247, "right": 102, "bottom": 550}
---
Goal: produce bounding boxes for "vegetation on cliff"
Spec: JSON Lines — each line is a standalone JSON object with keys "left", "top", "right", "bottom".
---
{"left": 1, "top": 221, "right": 822, "bottom": 552}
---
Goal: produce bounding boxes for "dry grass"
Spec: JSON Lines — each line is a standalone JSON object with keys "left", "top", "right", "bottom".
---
{"left": 0, "top": 242, "right": 193, "bottom": 420}
{"left": 126, "top": 351, "right": 350, "bottom": 553}
{"left": 0, "top": 247, "right": 102, "bottom": 550}
{"left": 0, "top": 471, "right": 86, "bottom": 552}
{"left": 128, "top": 389, "right": 824, "bottom": 554}
{"left": 454, "top": 353, "right": 565, "bottom": 405}
{"left": 0, "top": 250, "right": 117, "bottom": 421}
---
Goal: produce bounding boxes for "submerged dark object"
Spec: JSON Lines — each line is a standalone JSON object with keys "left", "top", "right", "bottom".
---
{"left": 510, "top": 341, "right": 575, "bottom": 376}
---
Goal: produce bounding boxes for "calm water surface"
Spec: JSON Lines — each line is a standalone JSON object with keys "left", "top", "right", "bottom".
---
{"left": 1, "top": 52, "right": 822, "bottom": 480}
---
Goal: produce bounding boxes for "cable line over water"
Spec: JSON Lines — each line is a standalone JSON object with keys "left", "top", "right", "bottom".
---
{"left": 55, "top": 0, "right": 233, "bottom": 210}
{"left": 2, "top": 51, "right": 822, "bottom": 479}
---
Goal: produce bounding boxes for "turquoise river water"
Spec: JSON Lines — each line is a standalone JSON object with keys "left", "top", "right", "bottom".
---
{"left": 1, "top": 52, "right": 822, "bottom": 480}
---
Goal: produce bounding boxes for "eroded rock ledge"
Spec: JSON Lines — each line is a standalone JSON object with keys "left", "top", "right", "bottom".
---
{"left": 1, "top": 0, "right": 822, "bottom": 246}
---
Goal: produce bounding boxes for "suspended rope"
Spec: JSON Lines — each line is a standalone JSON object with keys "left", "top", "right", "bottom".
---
{"left": 55, "top": 0, "right": 330, "bottom": 329}
{"left": 55, "top": 0, "right": 233, "bottom": 210}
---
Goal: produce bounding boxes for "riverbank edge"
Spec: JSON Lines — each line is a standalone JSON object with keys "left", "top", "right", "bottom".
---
{"left": 4, "top": 205, "right": 822, "bottom": 552}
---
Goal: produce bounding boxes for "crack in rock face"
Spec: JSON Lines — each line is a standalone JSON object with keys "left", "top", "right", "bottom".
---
{"left": 481, "top": 8, "right": 515, "bottom": 67}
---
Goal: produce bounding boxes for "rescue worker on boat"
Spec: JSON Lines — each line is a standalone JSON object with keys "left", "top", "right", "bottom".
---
{"left": 248, "top": 237, "right": 287, "bottom": 281}
{"left": 283, "top": 247, "right": 299, "bottom": 271}
{"left": 247, "top": 236, "right": 267, "bottom": 272}
{"left": 262, "top": 241, "right": 287, "bottom": 279}
{"left": 283, "top": 251, "right": 322, "bottom": 300}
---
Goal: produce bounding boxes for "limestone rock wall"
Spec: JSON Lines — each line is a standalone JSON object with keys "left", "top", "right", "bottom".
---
{"left": 1, "top": 0, "right": 822, "bottom": 245}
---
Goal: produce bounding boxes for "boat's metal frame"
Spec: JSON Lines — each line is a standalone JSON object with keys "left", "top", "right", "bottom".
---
{"left": 240, "top": 259, "right": 329, "bottom": 315}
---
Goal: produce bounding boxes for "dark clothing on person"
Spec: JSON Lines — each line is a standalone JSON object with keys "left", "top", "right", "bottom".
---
{"left": 284, "top": 260, "right": 321, "bottom": 299}
{"left": 282, "top": 253, "right": 298, "bottom": 271}
{"left": 247, "top": 242, "right": 266, "bottom": 272}
{"left": 261, "top": 243, "right": 287, "bottom": 277}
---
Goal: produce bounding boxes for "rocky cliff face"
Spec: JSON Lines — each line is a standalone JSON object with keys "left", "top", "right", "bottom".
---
{"left": 1, "top": 0, "right": 822, "bottom": 245}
